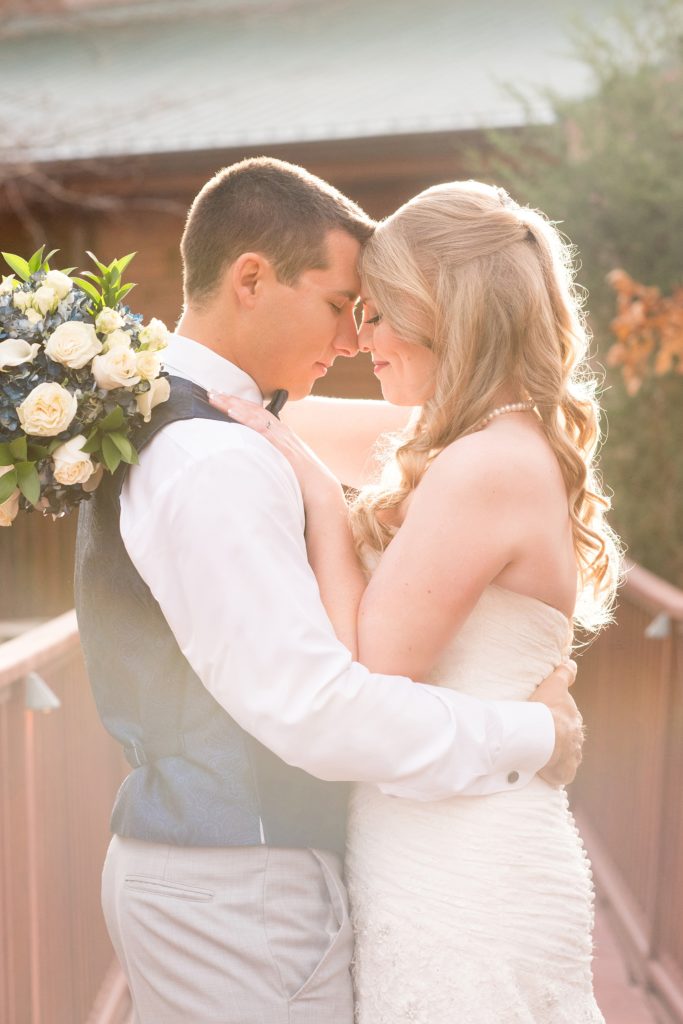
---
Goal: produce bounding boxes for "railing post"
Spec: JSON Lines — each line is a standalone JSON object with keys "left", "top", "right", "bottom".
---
{"left": 648, "top": 622, "right": 683, "bottom": 1016}
{"left": 23, "top": 710, "right": 41, "bottom": 1024}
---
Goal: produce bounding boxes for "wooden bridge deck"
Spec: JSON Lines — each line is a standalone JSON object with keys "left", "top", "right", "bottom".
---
{"left": 594, "top": 898, "right": 659, "bottom": 1023}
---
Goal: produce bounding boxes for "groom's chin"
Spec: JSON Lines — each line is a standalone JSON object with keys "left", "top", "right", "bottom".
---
{"left": 286, "top": 381, "right": 316, "bottom": 402}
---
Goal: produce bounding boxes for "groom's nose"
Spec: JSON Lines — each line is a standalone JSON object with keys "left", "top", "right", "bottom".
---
{"left": 333, "top": 309, "right": 361, "bottom": 358}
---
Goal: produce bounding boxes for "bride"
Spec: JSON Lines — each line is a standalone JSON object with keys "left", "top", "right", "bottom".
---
{"left": 211, "top": 180, "right": 619, "bottom": 1022}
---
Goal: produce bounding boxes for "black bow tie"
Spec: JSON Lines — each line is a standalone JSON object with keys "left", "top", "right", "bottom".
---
{"left": 266, "top": 389, "right": 289, "bottom": 419}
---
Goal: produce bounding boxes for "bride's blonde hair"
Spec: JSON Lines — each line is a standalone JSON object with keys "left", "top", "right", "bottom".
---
{"left": 351, "top": 180, "right": 621, "bottom": 630}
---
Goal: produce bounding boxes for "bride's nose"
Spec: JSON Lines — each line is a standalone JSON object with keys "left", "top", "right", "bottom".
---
{"left": 357, "top": 321, "right": 374, "bottom": 353}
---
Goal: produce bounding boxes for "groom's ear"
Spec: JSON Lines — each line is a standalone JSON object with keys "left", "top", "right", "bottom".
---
{"left": 231, "top": 252, "right": 273, "bottom": 309}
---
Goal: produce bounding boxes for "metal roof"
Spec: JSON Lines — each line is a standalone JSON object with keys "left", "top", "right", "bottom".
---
{"left": 0, "top": 0, "right": 629, "bottom": 165}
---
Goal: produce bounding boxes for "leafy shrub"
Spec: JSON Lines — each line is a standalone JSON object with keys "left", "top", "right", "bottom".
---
{"left": 482, "top": 0, "right": 683, "bottom": 586}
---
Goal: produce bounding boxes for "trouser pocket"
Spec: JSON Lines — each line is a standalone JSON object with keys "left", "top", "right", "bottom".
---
{"left": 263, "top": 847, "right": 352, "bottom": 1004}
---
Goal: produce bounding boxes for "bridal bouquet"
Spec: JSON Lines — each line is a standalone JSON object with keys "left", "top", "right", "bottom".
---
{"left": 0, "top": 247, "right": 171, "bottom": 526}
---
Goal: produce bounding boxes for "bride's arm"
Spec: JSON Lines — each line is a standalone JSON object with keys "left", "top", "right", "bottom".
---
{"left": 281, "top": 396, "right": 413, "bottom": 488}
{"left": 207, "top": 395, "right": 523, "bottom": 676}
{"left": 301, "top": 483, "right": 366, "bottom": 659}
{"left": 356, "top": 434, "right": 527, "bottom": 679}
{"left": 209, "top": 394, "right": 368, "bottom": 656}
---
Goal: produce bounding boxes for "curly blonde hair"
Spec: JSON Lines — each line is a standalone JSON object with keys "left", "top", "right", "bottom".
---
{"left": 351, "top": 180, "right": 621, "bottom": 630}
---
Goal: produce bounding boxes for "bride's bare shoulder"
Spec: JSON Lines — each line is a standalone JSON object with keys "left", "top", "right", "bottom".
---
{"left": 421, "top": 423, "right": 559, "bottom": 500}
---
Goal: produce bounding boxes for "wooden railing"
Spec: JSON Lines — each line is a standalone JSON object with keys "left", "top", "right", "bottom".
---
{"left": 0, "top": 613, "right": 130, "bottom": 1024}
{"left": 571, "top": 562, "right": 683, "bottom": 1024}
{"left": 1, "top": 562, "right": 681, "bottom": 1022}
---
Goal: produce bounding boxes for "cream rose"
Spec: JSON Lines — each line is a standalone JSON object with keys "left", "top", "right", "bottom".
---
{"left": 95, "top": 307, "right": 124, "bottom": 334}
{"left": 0, "top": 274, "right": 15, "bottom": 294}
{"left": 18, "top": 382, "right": 78, "bottom": 437}
{"left": 92, "top": 347, "right": 140, "bottom": 390}
{"left": 26, "top": 308, "right": 43, "bottom": 326}
{"left": 45, "top": 321, "right": 102, "bottom": 369}
{"left": 43, "top": 270, "right": 73, "bottom": 301}
{"left": 136, "top": 375, "right": 170, "bottom": 422}
{"left": 0, "top": 339, "right": 41, "bottom": 370}
{"left": 32, "top": 285, "right": 59, "bottom": 316}
{"left": 51, "top": 434, "right": 96, "bottom": 486}
{"left": 138, "top": 317, "right": 169, "bottom": 351}
{"left": 0, "top": 466, "right": 20, "bottom": 525}
{"left": 13, "top": 290, "right": 32, "bottom": 312}
{"left": 136, "top": 349, "right": 162, "bottom": 381}
{"left": 103, "top": 328, "right": 132, "bottom": 351}
{"left": 0, "top": 465, "right": 20, "bottom": 527}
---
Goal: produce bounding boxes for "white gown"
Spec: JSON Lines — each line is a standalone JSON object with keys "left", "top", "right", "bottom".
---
{"left": 346, "top": 583, "right": 604, "bottom": 1024}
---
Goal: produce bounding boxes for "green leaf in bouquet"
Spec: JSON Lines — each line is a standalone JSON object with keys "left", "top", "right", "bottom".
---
{"left": 80, "top": 434, "right": 101, "bottom": 455}
{"left": 116, "top": 282, "right": 136, "bottom": 300}
{"left": 101, "top": 434, "right": 122, "bottom": 473}
{"left": 108, "top": 431, "right": 139, "bottom": 464}
{"left": 115, "top": 253, "right": 137, "bottom": 275}
{"left": 2, "top": 252, "right": 31, "bottom": 282}
{"left": 27, "top": 442, "right": 51, "bottom": 461}
{"left": 77, "top": 270, "right": 101, "bottom": 282}
{"left": 27, "top": 246, "right": 46, "bottom": 274}
{"left": 0, "top": 443, "right": 14, "bottom": 467}
{"left": 43, "top": 249, "right": 60, "bottom": 268}
{"left": 72, "top": 277, "right": 102, "bottom": 305}
{"left": 15, "top": 462, "right": 40, "bottom": 505}
{"left": 86, "top": 251, "right": 109, "bottom": 275}
{"left": 9, "top": 436, "right": 28, "bottom": 462}
{"left": 99, "top": 406, "right": 126, "bottom": 432}
{"left": 0, "top": 468, "right": 17, "bottom": 503}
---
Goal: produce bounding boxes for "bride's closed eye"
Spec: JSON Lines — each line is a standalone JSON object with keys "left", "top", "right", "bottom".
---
{"left": 365, "top": 312, "right": 383, "bottom": 326}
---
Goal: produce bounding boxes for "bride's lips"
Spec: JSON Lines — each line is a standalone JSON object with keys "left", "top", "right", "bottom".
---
{"left": 372, "top": 361, "right": 389, "bottom": 375}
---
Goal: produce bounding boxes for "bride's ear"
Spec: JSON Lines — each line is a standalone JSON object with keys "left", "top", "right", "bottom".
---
{"left": 231, "top": 252, "right": 272, "bottom": 309}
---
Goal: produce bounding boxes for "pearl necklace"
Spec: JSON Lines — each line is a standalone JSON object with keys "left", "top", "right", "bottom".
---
{"left": 477, "top": 400, "right": 535, "bottom": 430}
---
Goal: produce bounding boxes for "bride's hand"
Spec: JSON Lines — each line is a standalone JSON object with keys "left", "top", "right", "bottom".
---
{"left": 208, "top": 392, "right": 343, "bottom": 508}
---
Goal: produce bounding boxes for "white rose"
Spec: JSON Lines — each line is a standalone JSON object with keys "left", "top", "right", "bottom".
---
{"left": 0, "top": 464, "right": 20, "bottom": 527}
{"left": 0, "top": 274, "right": 15, "bottom": 294}
{"left": 13, "top": 290, "right": 32, "bottom": 312}
{"left": 26, "top": 308, "right": 43, "bottom": 326}
{"left": 0, "top": 339, "right": 41, "bottom": 370}
{"left": 136, "top": 350, "right": 162, "bottom": 381}
{"left": 45, "top": 321, "right": 102, "bottom": 369}
{"left": 104, "top": 328, "right": 132, "bottom": 351}
{"left": 43, "top": 270, "right": 73, "bottom": 301}
{"left": 92, "top": 347, "right": 140, "bottom": 390}
{"left": 136, "top": 375, "right": 170, "bottom": 422}
{"left": 18, "top": 382, "right": 78, "bottom": 437}
{"left": 95, "top": 307, "right": 124, "bottom": 334}
{"left": 51, "top": 434, "right": 96, "bottom": 486}
{"left": 138, "top": 317, "right": 169, "bottom": 351}
{"left": 32, "top": 285, "right": 59, "bottom": 316}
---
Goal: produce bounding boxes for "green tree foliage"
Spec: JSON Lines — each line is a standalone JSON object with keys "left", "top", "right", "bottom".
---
{"left": 483, "top": 0, "right": 683, "bottom": 586}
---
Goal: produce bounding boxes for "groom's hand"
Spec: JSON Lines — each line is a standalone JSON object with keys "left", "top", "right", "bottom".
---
{"left": 530, "top": 661, "right": 584, "bottom": 787}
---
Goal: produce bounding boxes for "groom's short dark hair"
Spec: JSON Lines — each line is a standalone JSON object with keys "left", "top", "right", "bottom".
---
{"left": 181, "top": 157, "right": 375, "bottom": 303}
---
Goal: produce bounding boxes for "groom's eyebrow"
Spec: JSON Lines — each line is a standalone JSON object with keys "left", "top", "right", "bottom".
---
{"left": 331, "top": 289, "right": 359, "bottom": 301}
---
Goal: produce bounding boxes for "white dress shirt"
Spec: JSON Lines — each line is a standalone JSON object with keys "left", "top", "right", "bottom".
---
{"left": 119, "top": 334, "right": 555, "bottom": 800}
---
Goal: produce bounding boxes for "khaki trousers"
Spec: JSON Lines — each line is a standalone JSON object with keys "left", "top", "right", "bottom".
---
{"left": 102, "top": 835, "right": 354, "bottom": 1024}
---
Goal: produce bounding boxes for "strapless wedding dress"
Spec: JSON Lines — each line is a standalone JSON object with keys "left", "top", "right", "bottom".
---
{"left": 346, "top": 583, "right": 604, "bottom": 1023}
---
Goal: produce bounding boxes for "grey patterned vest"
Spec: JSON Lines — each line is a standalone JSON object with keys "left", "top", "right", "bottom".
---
{"left": 74, "top": 376, "right": 349, "bottom": 856}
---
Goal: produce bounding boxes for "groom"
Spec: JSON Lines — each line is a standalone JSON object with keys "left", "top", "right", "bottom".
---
{"left": 75, "top": 157, "right": 582, "bottom": 1023}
